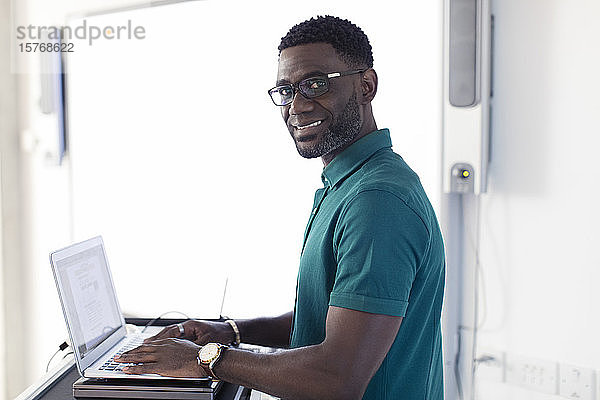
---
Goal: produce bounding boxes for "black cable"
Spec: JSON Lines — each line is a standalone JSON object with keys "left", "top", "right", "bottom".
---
{"left": 46, "top": 341, "right": 70, "bottom": 372}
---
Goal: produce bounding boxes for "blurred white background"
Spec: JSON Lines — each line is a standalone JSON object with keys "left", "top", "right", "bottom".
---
{"left": 63, "top": 0, "right": 442, "bottom": 320}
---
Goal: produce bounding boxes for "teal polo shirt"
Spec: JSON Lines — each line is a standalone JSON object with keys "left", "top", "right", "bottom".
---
{"left": 290, "top": 129, "right": 445, "bottom": 400}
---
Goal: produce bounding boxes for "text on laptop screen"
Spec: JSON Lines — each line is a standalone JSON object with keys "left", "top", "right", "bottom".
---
{"left": 56, "top": 245, "right": 122, "bottom": 359}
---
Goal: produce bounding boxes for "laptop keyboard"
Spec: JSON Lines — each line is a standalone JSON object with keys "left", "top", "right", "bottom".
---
{"left": 98, "top": 336, "right": 144, "bottom": 372}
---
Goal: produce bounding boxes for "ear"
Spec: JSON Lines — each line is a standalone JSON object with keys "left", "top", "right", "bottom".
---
{"left": 360, "top": 68, "right": 378, "bottom": 104}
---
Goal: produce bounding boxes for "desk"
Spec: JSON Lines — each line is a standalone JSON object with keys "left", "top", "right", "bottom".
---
{"left": 15, "top": 319, "right": 251, "bottom": 400}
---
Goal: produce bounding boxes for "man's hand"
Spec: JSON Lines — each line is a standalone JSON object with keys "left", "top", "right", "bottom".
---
{"left": 144, "top": 320, "right": 235, "bottom": 345}
{"left": 114, "top": 338, "right": 207, "bottom": 378}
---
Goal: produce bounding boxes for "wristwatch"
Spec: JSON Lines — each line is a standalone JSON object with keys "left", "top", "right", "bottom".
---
{"left": 197, "top": 343, "right": 228, "bottom": 380}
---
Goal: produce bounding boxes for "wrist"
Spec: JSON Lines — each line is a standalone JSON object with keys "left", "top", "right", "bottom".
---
{"left": 220, "top": 316, "right": 240, "bottom": 346}
{"left": 210, "top": 345, "right": 230, "bottom": 381}
{"left": 197, "top": 343, "right": 228, "bottom": 380}
{"left": 224, "top": 319, "right": 241, "bottom": 346}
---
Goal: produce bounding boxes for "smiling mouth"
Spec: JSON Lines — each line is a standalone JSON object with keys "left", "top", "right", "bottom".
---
{"left": 294, "top": 120, "right": 323, "bottom": 130}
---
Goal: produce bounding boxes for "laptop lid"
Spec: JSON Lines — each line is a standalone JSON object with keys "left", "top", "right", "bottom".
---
{"left": 50, "top": 236, "right": 128, "bottom": 375}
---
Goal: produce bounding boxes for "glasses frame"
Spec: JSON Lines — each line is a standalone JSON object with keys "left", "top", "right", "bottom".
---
{"left": 268, "top": 68, "right": 368, "bottom": 106}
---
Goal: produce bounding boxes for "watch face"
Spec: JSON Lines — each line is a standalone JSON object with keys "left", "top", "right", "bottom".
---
{"left": 199, "top": 343, "right": 219, "bottom": 363}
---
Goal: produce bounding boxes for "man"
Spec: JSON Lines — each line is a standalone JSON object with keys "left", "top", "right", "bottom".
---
{"left": 116, "top": 15, "right": 445, "bottom": 400}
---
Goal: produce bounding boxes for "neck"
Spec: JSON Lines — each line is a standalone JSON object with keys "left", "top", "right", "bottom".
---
{"left": 321, "top": 118, "right": 378, "bottom": 167}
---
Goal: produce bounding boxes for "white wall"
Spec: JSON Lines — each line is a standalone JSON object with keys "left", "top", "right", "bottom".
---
{"left": 473, "top": 1, "right": 600, "bottom": 399}
{"left": 5, "top": 0, "right": 442, "bottom": 397}
{"left": 0, "top": 0, "right": 8, "bottom": 391}
{"left": 1, "top": 0, "right": 22, "bottom": 397}
{"left": 6, "top": 1, "right": 179, "bottom": 397}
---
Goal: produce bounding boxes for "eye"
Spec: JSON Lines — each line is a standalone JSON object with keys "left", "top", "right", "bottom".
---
{"left": 309, "top": 80, "right": 326, "bottom": 89}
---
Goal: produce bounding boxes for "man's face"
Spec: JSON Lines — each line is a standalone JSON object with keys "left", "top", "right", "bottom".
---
{"left": 277, "top": 43, "right": 363, "bottom": 159}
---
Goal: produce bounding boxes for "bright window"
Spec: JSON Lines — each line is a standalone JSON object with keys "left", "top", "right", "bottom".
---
{"left": 65, "top": 0, "right": 442, "bottom": 319}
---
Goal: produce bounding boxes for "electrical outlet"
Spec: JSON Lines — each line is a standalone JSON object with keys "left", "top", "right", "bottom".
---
{"left": 505, "top": 354, "right": 558, "bottom": 394}
{"left": 558, "top": 364, "right": 595, "bottom": 400}
{"left": 476, "top": 348, "right": 505, "bottom": 382}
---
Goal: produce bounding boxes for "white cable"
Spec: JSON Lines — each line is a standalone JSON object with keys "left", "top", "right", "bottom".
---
{"left": 471, "top": 194, "right": 482, "bottom": 400}
{"left": 141, "top": 310, "right": 191, "bottom": 333}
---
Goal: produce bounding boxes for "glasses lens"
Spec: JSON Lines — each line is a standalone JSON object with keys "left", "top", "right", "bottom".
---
{"left": 269, "top": 85, "right": 294, "bottom": 106}
{"left": 299, "top": 77, "right": 328, "bottom": 98}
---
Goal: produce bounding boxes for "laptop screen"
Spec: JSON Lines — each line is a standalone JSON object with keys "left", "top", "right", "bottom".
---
{"left": 54, "top": 243, "right": 123, "bottom": 359}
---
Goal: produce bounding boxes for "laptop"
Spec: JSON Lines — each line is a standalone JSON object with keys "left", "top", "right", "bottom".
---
{"left": 50, "top": 236, "right": 208, "bottom": 381}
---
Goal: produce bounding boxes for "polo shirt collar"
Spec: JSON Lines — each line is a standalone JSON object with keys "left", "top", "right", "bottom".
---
{"left": 321, "top": 128, "right": 392, "bottom": 188}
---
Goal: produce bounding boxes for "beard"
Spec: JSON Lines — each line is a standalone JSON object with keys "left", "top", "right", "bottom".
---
{"left": 293, "top": 93, "right": 361, "bottom": 159}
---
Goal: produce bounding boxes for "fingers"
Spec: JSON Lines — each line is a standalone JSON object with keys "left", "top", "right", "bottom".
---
{"left": 118, "top": 339, "right": 188, "bottom": 362}
{"left": 120, "top": 343, "right": 154, "bottom": 356}
{"left": 143, "top": 334, "right": 160, "bottom": 343}
{"left": 119, "top": 338, "right": 203, "bottom": 378}
{"left": 144, "top": 324, "right": 188, "bottom": 343}
{"left": 117, "top": 343, "right": 161, "bottom": 363}
{"left": 114, "top": 352, "right": 157, "bottom": 363}
{"left": 122, "top": 363, "right": 156, "bottom": 375}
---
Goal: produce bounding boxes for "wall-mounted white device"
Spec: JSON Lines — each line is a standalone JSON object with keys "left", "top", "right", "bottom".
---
{"left": 37, "top": 28, "right": 67, "bottom": 165}
{"left": 442, "top": 0, "right": 492, "bottom": 194}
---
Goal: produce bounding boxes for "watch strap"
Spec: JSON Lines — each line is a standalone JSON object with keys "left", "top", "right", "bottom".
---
{"left": 197, "top": 359, "right": 216, "bottom": 379}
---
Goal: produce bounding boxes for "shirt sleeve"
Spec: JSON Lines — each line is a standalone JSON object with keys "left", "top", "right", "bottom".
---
{"left": 329, "top": 189, "right": 430, "bottom": 317}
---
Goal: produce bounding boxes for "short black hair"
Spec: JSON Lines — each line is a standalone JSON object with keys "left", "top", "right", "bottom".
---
{"left": 278, "top": 15, "right": 374, "bottom": 69}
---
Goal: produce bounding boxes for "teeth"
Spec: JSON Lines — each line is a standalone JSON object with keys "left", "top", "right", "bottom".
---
{"left": 297, "top": 120, "right": 322, "bottom": 130}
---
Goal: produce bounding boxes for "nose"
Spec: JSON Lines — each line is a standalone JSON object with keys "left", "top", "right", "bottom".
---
{"left": 289, "top": 91, "right": 315, "bottom": 115}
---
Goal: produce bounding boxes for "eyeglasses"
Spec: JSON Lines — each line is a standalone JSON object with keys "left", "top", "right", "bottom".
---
{"left": 268, "top": 69, "right": 367, "bottom": 106}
